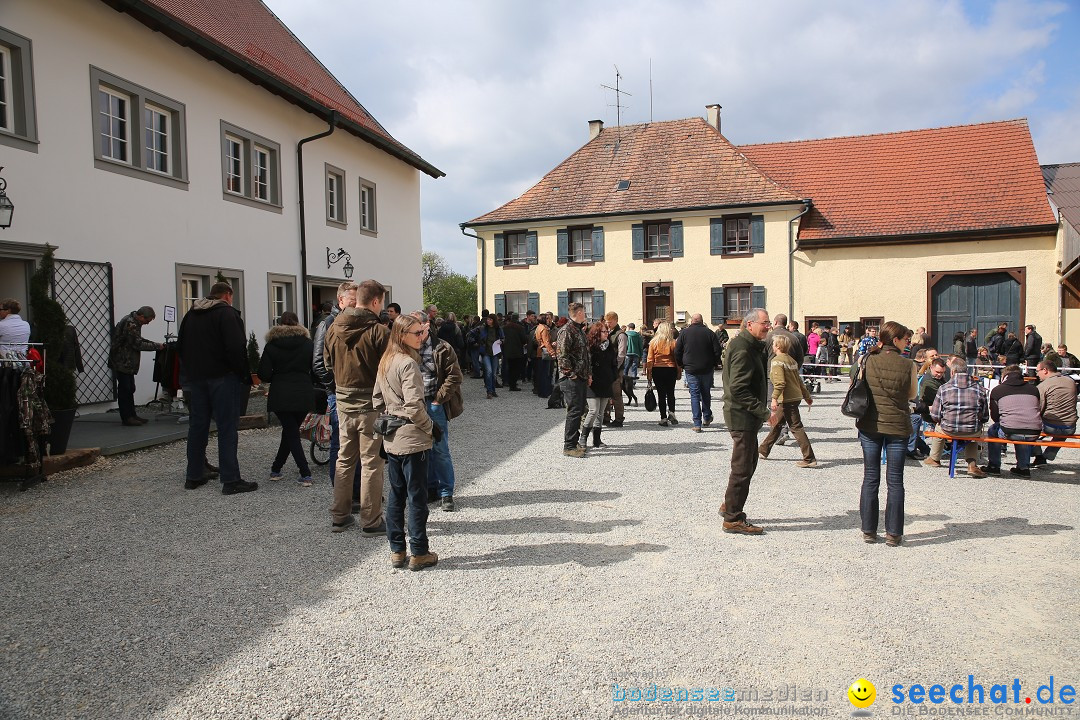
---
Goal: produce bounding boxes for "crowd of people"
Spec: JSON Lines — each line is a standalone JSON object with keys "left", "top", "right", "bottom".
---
{"left": 57, "top": 288, "right": 1077, "bottom": 562}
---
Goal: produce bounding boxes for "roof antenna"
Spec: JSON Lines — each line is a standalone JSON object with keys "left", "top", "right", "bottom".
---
{"left": 600, "top": 65, "right": 631, "bottom": 154}
{"left": 649, "top": 59, "right": 653, "bottom": 124}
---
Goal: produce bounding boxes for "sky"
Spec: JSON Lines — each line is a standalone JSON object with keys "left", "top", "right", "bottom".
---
{"left": 265, "top": 0, "right": 1080, "bottom": 276}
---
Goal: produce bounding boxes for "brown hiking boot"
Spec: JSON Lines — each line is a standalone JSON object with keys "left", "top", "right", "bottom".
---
{"left": 723, "top": 520, "right": 763, "bottom": 535}
{"left": 796, "top": 459, "right": 818, "bottom": 468}
{"left": 409, "top": 552, "right": 439, "bottom": 571}
{"left": 563, "top": 447, "right": 586, "bottom": 458}
{"left": 967, "top": 463, "right": 987, "bottom": 478}
{"left": 390, "top": 551, "right": 407, "bottom": 569}
{"left": 923, "top": 458, "right": 941, "bottom": 467}
{"left": 885, "top": 534, "right": 903, "bottom": 547}
{"left": 862, "top": 532, "right": 879, "bottom": 544}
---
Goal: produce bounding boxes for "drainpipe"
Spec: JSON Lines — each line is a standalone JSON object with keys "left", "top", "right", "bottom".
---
{"left": 297, "top": 110, "right": 338, "bottom": 327}
{"left": 788, "top": 199, "right": 812, "bottom": 321}
{"left": 460, "top": 224, "right": 484, "bottom": 313}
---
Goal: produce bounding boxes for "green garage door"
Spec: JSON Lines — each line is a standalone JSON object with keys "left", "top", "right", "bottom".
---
{"left": 931, "top": 272, "right": 1020, "bottom": 351}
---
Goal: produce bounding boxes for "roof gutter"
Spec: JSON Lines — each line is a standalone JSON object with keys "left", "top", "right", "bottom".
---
{"left": 109, "top": 0, "right": 444, "bottom": 179}
{"left": 463, "top": 199, "right": 805, "bottom": 229}
{"left": 297, "top": 110, "right": 338, "bottom": 328}
{"left": 788, "top": 199, "right": 812, "bottom": 321}
{"left": 460, "top": 224, "right": 484, "bottom": 315}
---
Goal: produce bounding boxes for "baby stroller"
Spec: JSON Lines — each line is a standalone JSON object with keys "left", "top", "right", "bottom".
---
{"left": 801, "top": 359, "right": 822, "bottom": 395}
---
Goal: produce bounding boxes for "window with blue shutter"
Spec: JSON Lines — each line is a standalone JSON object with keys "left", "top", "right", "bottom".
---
{"left": 494, "top": 233, "right": 505, "bottom": 267}
{"left": 557, "top": 291, "right": 569, "bottom": 318}
{"left": 557, "top": 229, "right": 569, "bottom": 264}
{"left": 591, "top": 227, "right": 605, "bottom": 262}
{"left": 711, "top": 287, "right": 726, "bottom": 325}
{"left": 527, "top": 292, "right": 540, "bottom": 315}
{"left": 632, "top": 224, "right": 645, "bottom": 260}
{"left": 750, "top": 285, "right": 766, "bottom": 310}
{"left": 526, "top": 231, "right": 538, "bottom": 266}
{"left": 494, "top": 293, "right": 506, "bottom": 316}
{"left": 670, "top": 221, "right": 684, "bottom": 258}
{"left": 591, "top": 290, "right": 605, "bottom": 320}
{"left": 750, "top": 216, "right": 765, "bottom": 254}
{"left": 710, "top": 219, "right": 724, "bottom": 255}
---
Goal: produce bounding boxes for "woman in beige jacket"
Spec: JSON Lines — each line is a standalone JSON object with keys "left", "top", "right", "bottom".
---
{"left": 374, "top": 315, "right": 438, "bottom": 571}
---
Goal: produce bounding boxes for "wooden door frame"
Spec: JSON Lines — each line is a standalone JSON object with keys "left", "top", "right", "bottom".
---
{"left": 927, "top": 267, "right": 1025, "bottom": 337}
{"left": 641, "top": 281, "right": 673, "bottom": 327}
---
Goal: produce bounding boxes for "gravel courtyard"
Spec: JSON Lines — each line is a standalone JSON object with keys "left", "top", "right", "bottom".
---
{"left": 2, "top": 375, "right": 1078, "bottom": 719}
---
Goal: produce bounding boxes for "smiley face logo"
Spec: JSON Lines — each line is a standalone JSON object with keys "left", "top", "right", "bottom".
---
{"left": 848, "top": 678, "right": 876, "bottom": 709}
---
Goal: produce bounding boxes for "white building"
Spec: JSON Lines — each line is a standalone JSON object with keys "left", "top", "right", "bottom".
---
{"left": 0, "top": 0, "right": 442, "bottom": 407}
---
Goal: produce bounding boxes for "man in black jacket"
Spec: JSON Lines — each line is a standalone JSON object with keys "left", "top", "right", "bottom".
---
{"left": 1024, "top": 324, "right": 1043, "bottom": 376}
{"left": 178, "top": 282, "right": 256, "bottom": 495}
{"left": 675, "top": 313, "right": 722, "bottom": 432}
{"left": 500, "top": 313, "right": 529, "bottom": 391}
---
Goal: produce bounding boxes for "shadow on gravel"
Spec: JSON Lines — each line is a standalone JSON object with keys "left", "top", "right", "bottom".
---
{"left": 902, "top": 516, "right": 1074, "bottom": 547}
{"left": 758, "top": 509, "right": 953, "bottom": 531}
{"left": 591, "top": 442, "right": 716, "bottom": 456}
{"left": 1029, "top": 472, "right": 1080, "bottom": 486}
{"left": 465, "top": 489, "right": 621, "bottom": 509}
{"left": 429, "top": 516, "right": 639, "bottom": 535}
{"left": 448, "top": 541, "right": 669, "bottom": 569}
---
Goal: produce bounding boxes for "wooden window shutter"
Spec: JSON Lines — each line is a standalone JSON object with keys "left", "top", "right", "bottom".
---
{"left": 631, "top": 224, "right": 645, "bottom": 260}
{"left": 494, "top": 233, "right": 505, "bottom": 267}
{"left": 557, "top": 291, "right": 569, "bottom": 318}
{"left": 750, "top": 216, "right": 765, "bottom": 254}
{"left": 711, "top": 287, "right": 726, "bottom": 325}
{"left": 670, "top": 221, "right": 684, "bottom": 258}
{"left": 494, "top": 293, "right": 506, "bottom": 316}
{"left": 557, "top": 229, "right": 569, "bottom": 264}
{"left": 750, "top": 285, "right": 766, "bottom": 310}
{"left": 527, "top": 292, "right": 540, "bottom": 315}
{"left": 526, "top": 231, "right": 538, "bottom": 266}
{"left": 592, "top": 227, "right": 605, "bottom": 262}
{"left": 710, "top": 219, "right": 724, "bottom": 255}
{"left": 592, "top": 290, "right": 605, "bottom": 320}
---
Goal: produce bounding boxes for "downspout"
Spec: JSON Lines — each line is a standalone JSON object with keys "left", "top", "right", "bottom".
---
{"left": 297, "top": 110, "right": 338, "bottom": 327}
{"left": 460, "top": 224, "right": 484, "bottom": 313}
{"left": 788, "top": 199, "right": 812, "bottom": 321}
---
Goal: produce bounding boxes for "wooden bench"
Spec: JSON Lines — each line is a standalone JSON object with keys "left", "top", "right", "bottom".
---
{"left": 923, "top": 430, "right": 1080, "bottom": 477}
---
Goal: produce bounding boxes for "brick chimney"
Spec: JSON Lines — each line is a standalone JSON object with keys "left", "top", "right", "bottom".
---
{"left": 589, "top": 119, "right": 604, "bottom": 140}
{"left": 706, "top": 104, "right": 722, "bottom": 132}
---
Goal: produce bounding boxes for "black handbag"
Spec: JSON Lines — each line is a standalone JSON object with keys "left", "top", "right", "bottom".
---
{"left": 841, "top": 357, "right": 872, "bottom": 419}
{"left": 373, "top": 414, "right": 411, "bottom": 436}
{"left": 644, "top": 381, "right": 657, "bottom": 413}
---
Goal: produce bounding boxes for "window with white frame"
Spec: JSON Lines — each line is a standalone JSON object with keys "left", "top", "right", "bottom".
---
{"left": 144, "top": 103, "right": 170, "bottom": 174}
{"left": 91, "top": 67, "right": 186, "bottom": 186}
{"left": 224, "top": 135, "right": 243, "bottom": 194}
{"left": 220, "top": 121, "right": 281, "bottom": 210}
{"left": 0, "top": 44, "right": 12, "bottom": 133}
{"left": 645, "top": 221, "right": 671, "bottom": 258}
{"left": 505, "top": 291, "right": 528, "bottom": 317}
{"left": 725, "top": 285, "right": 751, "bottom": 324}
{"left": 268, "top": 274, "right": 295, "bottom": 323}
{"left": 505, "top": 231, "right": 528, "bottom": 265}
{"left": 0, "top": 27, "right": 38, "bottom": 152}
{"left": 326, "top": 165, "right": 346, "bottom": 226}
{"left": 359, "top": 180, "right": 377, "bottom": 233}
{"left": 722, "top": 217, "right": 752, "bottom": 255}
{"left": 176, "top": 264, "right": 245, "bottom": 320}
{"left": 98, "top": 87, "right": 129, "bottom": 162}
{"left": 569, "top": 289, "right": 594, "bottom": 322}
{"left": 570, "top": 227, "right": 592, "bottom": 263}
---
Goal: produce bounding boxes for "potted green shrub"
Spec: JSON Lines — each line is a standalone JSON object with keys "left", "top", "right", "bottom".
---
{"left": 247, "top": 331, "right": 261, "bottom": 386}
{"left": 29, "top": 246, "right": 77, "bottom": 454}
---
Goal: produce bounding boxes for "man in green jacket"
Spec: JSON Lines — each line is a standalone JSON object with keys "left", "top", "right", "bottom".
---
{"left": 721, "top": 308, "right": 771, "bottom": 535}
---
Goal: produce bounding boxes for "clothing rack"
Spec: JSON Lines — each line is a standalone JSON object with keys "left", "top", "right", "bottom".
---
{"left": 0, "top": 343, "right": 50, "bottom": 490}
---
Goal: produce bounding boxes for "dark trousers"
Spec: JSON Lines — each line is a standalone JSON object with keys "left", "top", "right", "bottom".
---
{"left": 534, "top": 356, "right": 552, "bottom": 397}
{"left": 115, "top": 372, "right": 136, "bottom": 421}
{"left": 505, "top": 357, "right": 525, "bottom": 388}
{"left": 724, "top": 428, "right": 761, "bottom": 522}
{"left": 385, "top": 450, "right": 429, "bottom": 555}
{"left": 561, "top": 377, "right": 587, "bottom": 449}
{"left": 859, "top": 431, "right": 907, "bottom": 536}
{"left": 652, "top": 367, "right": 677, "bottom": 418}
{"left": 760, "top": 402, "right": 815, "bottom": 461}
{"left": 185, "top": 375, "right": 242, "bottom": 486}
{"left": 272, "top": 410, "right": 311, "bottom": 477}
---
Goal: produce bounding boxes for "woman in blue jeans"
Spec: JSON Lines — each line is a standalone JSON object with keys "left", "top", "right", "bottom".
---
{"left": 476, "top": 314, "right": 503, "bottom": 399}
{"left": 855, "top": 320, "right": 918, "bottom": 547}
{"left": 373, "top": 315, "right": 438, "bottom": 571}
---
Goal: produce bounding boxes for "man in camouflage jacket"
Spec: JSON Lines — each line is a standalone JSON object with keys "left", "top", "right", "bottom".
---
{"left": 108, "top": 305, "right": 163, "bottom": 426}
{"left": 557, "top": 303, "right": 591, "bottom": 457}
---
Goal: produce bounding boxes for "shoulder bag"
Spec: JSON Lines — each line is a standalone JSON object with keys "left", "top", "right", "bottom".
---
{"left": 644, "top": 379, "right": 657, "bottom": 413}
{"left": 841, "top": 355, "right": 872, "bottom": 419}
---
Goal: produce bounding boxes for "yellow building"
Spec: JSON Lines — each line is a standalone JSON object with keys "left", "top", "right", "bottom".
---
{"left": 464, "top": 108, "right": 1059, "bottom": 348}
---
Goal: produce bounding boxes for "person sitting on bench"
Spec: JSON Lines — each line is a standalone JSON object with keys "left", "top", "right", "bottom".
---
{"left": 1032, "top": 360, "right": 1079, "bottom": 468}
{"left": 982, "top": 364, "right": 1042, "bottom": 478}
{"left": 926, "top": 356, "right": 988, "bottom": 478}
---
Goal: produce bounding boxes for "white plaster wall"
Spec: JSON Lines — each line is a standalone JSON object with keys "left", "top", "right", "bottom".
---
{"left": 1, "top": 0, "right": 424, "bottom": 405}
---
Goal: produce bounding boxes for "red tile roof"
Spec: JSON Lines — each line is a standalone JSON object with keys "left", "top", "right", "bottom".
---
{"left": 468, "top": 118, "right": 803, "bottom": 225}
{"left": 1043, "top": 162, "right": 1080, "bottom": 233}
{"left": 112, "top": 0, "right": 442, "bottom": 177}
{"left": 740, "top": 119, "right": 1056, "bottom": 244}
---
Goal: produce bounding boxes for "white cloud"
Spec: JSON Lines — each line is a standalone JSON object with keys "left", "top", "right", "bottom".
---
{"left": 266, "top": 0, "right": 1071, "bottom": 273}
